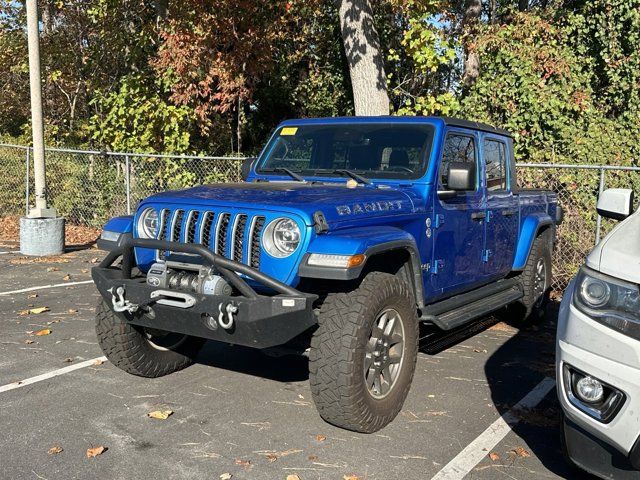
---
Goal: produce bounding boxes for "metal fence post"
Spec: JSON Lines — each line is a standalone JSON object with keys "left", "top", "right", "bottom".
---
{"left": 25, "top": 147, "right": 30, "bottom": 217}
{"left": 125, "top": 154, "right": 132, "bottom": 215}
{"left": 595, "top": 167, "right": 606, "bottom": 245}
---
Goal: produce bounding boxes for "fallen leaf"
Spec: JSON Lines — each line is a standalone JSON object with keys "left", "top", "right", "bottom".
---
{"left": 86, "top": 446, "right": 106, "bottom": 458}
{"left": 93, "top": 359, "right": 104, "bottom": 366}
{"left": 286, "top": 475, "right": 301, "bottom": 480}
{"left": 307, "top": 455, "right": 318, "bottom": 461}
{"left": 91, "top": 257, "right": 100, "bottom": 263}
{"left": 81, "top": 268, "right": 89, "bottom": 273}
{"left": 46, "top": 267, "right": 59, "bottom": 272}
{"left": 147, "top": 410, "right": 173, "bottom": 420}
{"left": 298, "top": 394, "right": 305, "bottom": 399}
{"left": 266, "top": 453, "right": 277, "bottom": 462}
{"left": 64, "top": 357, "right": 74, "bottom": 363}
{"left": 343, "top": 476, "right": 361, "bottom": 480}
{"left": 234, "top": 459, "right": 251, "bottom": 469}
{"left": 68, "top": 309, "right": 78, "bottom": 314}
{"left": 427, "top": 394, "right": 435, "bottom": 398}
{"left": 489, "top": 452, "right": 500, "bottom": 461}
{"left": 28, "top": 293, "right": 38, "bottom": 298}
{"left": 510, "top": 446, "right": 531, "bottom": 458}
{"left": 17, "top": 310, "right": 30, "bottom": 316}
{"left": 219, "top": 474, "right": 232, "bottom": 480}
{"left": 62, "top": 274, "right": 71, "bottom": 281}
{"left": 31, "top": 307, "right": 50, "bottom": 314}
{"left": 315, "top": 434, "right": 326, "bottom": 442}
{"left": 473, "top": 348, "right": 487, "bottom": 353}
{"left": 24, "top": 339, "right": 34, "bottom": 344}
{"left": 48, "top": 446, "right": 63, "bottom": 455}
{"left": 34, "top": 329, "right": 51, "bottom": 336}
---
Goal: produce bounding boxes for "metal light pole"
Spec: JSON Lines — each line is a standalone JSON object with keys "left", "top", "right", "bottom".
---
{"left": 20, "top": 0, "right": 65, "bottom": 256}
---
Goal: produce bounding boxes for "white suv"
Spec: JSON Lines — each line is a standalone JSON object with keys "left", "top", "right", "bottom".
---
{"left": 557, "top": 188, "right": 640, "bottom": 479}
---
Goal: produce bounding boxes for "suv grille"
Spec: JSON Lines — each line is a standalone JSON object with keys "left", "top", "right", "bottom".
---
{"left": 156, "top": 209, "right": 266, "bottom": 267}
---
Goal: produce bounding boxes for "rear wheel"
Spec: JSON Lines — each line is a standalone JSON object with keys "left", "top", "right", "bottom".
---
{"left": 309, "top": 272, "right": 418, "bottom": 433}
{"left": 511, "top": 230, "right": 553, "bottom": 324}
{"left": 95, "top": 300, "right": 205, "bottom": 377}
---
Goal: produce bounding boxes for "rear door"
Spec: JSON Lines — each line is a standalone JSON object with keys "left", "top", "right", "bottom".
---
{"left": 431, "top": 129, "right": 486, "bottom": 297}
{"left": 481, "top": 135, "right": 518, "bottom": 279}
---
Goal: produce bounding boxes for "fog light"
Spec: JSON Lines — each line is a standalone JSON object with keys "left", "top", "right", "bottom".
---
{"left": 575, "top": 376, "right": 604, "bottom": 403}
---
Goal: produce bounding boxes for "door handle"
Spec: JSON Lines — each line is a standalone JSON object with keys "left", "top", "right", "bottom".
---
{"left": 471, "top": 212, "right": 486, "bottom": 221}
{"left": 502, "top": 210, "right": 517, "bottom": 217}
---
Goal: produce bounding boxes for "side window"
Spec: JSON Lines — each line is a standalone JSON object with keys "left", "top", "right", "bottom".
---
{"left": 483, "top": 139, "right": 508, "bottom": 191}
{"left": 440, "top": 134, "right": 476, "bottom": 189}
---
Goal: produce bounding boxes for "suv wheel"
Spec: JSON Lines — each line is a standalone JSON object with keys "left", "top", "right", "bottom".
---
{"left": 95, "top": 300, "right": 205, "bottom": 377}
{"left": 309, "top": 272, "right": 418, "bottom": 433}
{"left": 513, "top": 230, "right": 552, "bottom": 323}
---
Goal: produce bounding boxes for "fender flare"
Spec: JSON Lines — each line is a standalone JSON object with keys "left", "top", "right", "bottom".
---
{"left": 512, "top": 213, "right": 554, "bottom": 271}
{"left": 298, "top": 226, "right": 425, "bottom": 307}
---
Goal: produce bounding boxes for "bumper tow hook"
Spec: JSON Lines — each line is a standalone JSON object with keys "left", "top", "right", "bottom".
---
{"left": 109, "top": 286, "right": 140, "bottom": 314}
{"left": 218, "top": 302, "right": 238, "bottom": 330}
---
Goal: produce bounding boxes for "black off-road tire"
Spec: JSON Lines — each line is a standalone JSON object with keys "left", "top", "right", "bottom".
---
{"left": 309, "top": 272, "right": 419, "bottom": 433}
{"left": 511, "top": 230, "right": 553, "bottom": 324}
{"left": 95, "top": 300, "right": 205, "bottom": 377}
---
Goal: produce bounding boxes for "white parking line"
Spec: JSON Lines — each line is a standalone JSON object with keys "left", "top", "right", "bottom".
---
{"left": 0, "top": 251, "right": 20, "bottom": 255}
{"left": 0, "top": 356, "right": 108, "bottom": 394}
{"left": 431, "top": 377, "right": 556, "bottom": 480}
{"left": 0, "top": 280, "right": 93, "bottom": 296}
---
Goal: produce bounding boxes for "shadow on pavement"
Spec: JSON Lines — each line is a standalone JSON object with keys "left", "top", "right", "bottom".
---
{"left": 195, "top": 340, "right": 310, "bottom": 383}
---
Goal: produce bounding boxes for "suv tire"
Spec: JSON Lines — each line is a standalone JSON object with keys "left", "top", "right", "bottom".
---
{"left": 95, "top": 300, "right": 205, "bottom": 377}
{"left": 309, "top": 272, "right": 418, "bottom": 433}
{"left": 513, "top": 230, "right": 552, "bottom": 323}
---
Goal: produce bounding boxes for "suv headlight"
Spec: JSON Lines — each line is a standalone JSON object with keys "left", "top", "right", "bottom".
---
{"left": 262, "top": 218, "right": 300, "bottom": 258}
{"left": 137, "top": 208, "right": 159, "bottom": 239}
{"left": 573, "top": 266, "right": 640, "bottom": 340}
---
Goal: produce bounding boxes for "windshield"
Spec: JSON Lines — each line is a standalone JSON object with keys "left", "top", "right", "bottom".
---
{"left": 257, "top": 123, "right": 435, "bottom": 180}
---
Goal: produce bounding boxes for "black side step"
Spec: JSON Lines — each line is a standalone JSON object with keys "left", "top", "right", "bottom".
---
{"left": 421, "top": 279, "right": 523, "bottom": 331}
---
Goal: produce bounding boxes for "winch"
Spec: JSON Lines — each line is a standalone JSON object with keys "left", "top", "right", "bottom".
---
{"left": 146, "top": 261, "right": 233, "bottom": 296}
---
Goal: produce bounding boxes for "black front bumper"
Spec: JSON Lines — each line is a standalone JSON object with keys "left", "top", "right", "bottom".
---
{"left": 92, "top": 238, "right": 317, "bottom": 349}
{"left": 563, "top": 416, "right": 640, "bottom": 479}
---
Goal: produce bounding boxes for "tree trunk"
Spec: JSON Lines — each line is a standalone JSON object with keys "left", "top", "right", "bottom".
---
{"left": 41, "top": 0, "right": 54, "bottom": 36}
{"left": 336, "top": 0, "right": 390, "bottom": 116}
{"left": 462, "top": 0, "right": 482, "bottom": 88}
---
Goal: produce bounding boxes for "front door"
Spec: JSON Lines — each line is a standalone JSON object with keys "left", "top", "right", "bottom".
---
{"left": 482, "top": 135, "right": 519, "bottom": 279}
{"left": 430, "top": 130, "right": 486, "bottom": 298}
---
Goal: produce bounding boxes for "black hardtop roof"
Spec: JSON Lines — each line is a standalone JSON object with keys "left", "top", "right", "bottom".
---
{"left": 440, "top": 117, "right": 512, "bottom": 137}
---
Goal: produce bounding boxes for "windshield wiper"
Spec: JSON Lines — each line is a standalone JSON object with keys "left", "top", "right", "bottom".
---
{"left": 331, "top": 169, "right": 372, "bottom": 185}
{"left": 261, "top": 167, "right": 305, "bottom": 182}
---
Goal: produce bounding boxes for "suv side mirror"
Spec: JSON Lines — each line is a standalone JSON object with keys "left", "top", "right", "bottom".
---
{"left": 446, "top": 162, "right": 476, "bottom": 191}
{"left": 597, "top": 188, "right": 635, "bottom": 221}
{"left": 241, "top": 157, "right": 256, "bottom": 181}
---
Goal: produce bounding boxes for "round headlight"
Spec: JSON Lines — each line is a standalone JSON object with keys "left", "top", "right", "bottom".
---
{"left": 579, "top": 276, "right": 611, "bottom": 308}
{"left": 262, "top": 218, "right": 300, "bottom": 258}
{"left": 137, "top": 208, "right": 159, "bottom": 239}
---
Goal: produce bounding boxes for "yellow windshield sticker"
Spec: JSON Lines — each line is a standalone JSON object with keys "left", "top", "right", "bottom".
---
{"left": 280, "top": 127, "right": 298, "bottom": 136}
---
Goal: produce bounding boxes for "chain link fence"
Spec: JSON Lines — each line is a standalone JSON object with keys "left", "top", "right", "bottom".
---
{"left": 2, "top": 143, "right": 639, "bottom": 289}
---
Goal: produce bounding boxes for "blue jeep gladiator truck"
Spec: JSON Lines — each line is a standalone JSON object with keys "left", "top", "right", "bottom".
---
{"left": 94, "top": 116, "right": 560, "bottom": 432}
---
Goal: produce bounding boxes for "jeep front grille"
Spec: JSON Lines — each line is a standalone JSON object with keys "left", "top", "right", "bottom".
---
{"left": 157, "top": 209, "right": 266, "bottom": 267}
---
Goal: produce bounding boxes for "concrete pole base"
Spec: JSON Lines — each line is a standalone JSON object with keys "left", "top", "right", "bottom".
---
{"left": 20, "top": 217, "right": 65, "bottom": 256}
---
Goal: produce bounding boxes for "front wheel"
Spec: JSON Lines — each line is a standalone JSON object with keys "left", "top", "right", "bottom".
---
{"left": 309, "top": 272, "right": 419, "bottom": 433}
{"left": 95, "top": 300, "right": 205, "bottom": 378}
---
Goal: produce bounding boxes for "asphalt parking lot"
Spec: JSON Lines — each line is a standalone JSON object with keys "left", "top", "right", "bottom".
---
{"left": 0, "top": 244, "right": 594, "bottom": 480}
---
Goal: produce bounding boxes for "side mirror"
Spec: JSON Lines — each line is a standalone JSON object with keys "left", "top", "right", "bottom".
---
{"left": 446, "top": 162, "right": 476, "bottom": 191}
{"left": 241, "top": 157, "right": 256, "bottom": 181}
{"left": 597, "top": 188, "right": 635, "bottom": 221}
